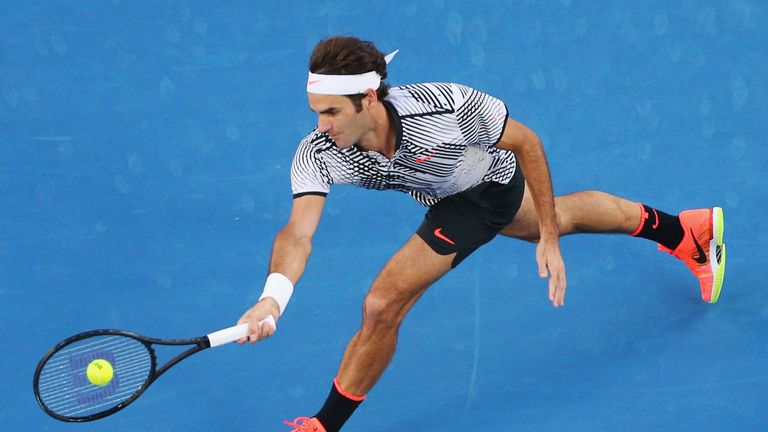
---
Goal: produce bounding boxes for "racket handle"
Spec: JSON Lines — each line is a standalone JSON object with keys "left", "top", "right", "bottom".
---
{"left": 207, "top": 315, "right": 276, "bottom": 348}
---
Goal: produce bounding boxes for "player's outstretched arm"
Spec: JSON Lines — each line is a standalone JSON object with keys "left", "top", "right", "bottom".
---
{"left": 495, "top": 117, "right": 567, "bottom": 307}
{"left": 236, "top": 194, "right": 326, "bottom": 343}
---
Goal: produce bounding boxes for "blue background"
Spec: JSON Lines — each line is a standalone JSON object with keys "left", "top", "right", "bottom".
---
{"left": 1, "top": 1, "right": 766, "bottom": 430}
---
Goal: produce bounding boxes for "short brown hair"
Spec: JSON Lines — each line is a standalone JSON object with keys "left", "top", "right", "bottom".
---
{"left": 309, "top": 36, "right": 390, "bottom": 111}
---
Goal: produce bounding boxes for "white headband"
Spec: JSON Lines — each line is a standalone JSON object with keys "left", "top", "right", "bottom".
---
{"left": 307, "top": 49, "right": 399, "bottom": 95}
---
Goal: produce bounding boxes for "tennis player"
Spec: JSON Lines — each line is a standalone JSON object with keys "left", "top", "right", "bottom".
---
{"left": 236, "top": 36, "right": 726, "bottom": 432}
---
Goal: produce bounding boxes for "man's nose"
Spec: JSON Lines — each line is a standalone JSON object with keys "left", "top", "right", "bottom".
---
{"left": 317, "top": 117, "right": 331, "bottom": 132}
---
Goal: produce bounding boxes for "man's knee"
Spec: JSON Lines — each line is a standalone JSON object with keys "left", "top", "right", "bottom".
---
{"left": 361, "top": 280, "right": 415, "bottom": 330}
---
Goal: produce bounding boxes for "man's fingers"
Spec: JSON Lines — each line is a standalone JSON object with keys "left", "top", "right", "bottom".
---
{"left": 553, "top": 282, "right": 564, "bottom": 307}
{"left": 251, "top": 321, "right": 268, "bottom": 343}
{"left": 537, "top": 255, "right": 548, "bottom": 279}
{"left": 559, "top": 271, "right": 567, "bottom": 305}
{"left": 536, "top": 239, "right": 567, "bottom": 308}
{"left": 548, "top": 269, "right": 557, "bottom": 303}
{"left": 552, "top": 266, "right": 567, "bottom": 307}
{"left": 236, "top": 303, "right": 280, "bottom": 346}
{"left": 245, "top": 315, "right": 278, "bottom": 344}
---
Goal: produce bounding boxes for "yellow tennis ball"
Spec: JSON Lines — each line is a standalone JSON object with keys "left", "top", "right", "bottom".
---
{"left": 86, "top": 359, "right": 114, "bottom": 386}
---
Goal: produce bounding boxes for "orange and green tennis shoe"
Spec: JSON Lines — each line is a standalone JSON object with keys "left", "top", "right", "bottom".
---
{"left": 659, "top": 207, "right": 726, "bottom": 303}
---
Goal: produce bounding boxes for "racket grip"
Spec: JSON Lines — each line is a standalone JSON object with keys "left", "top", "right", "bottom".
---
{"left": 207, "top": 315, "right": 276, "bottom": 348}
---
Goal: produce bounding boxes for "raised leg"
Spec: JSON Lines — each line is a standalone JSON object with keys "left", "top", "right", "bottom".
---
{"left": 500, "top": 182, "right": 642, "bottom": 242}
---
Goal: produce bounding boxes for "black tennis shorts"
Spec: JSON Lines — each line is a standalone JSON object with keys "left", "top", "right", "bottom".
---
{"left": 416, "top": 168, "right": 526, "bottom": 268}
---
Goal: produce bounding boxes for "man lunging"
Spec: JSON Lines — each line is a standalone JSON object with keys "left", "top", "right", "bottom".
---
{"left": 236, "top": 36, "right": 726, "bottom": 432}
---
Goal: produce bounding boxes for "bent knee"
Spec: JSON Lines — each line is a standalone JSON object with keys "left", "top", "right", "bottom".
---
{"left": 361, "top": 295, "right": 402, "bottom": 332}
{"left": 361, "top": 283, "right": 418, "bottom": 329}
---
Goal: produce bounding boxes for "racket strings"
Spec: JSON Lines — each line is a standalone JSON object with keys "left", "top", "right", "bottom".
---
{"left": 37, "top": 335, "right": 153, "bottom": 418}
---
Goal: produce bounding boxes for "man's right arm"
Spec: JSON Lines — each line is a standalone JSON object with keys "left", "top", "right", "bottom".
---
{"left": 268, "top": 194, "right": 326, "bottom": 284}
{"left": 236, "top": 194, "right": 326, "bottom": 343}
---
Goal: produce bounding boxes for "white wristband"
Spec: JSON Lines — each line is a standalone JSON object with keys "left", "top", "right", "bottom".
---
{"left": 259, "top": 273, "right": 294, "bottom": 315}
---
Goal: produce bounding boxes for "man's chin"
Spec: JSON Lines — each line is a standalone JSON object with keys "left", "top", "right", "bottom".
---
{"left": 333, "top": 138, "right": 354, "bottom": 148}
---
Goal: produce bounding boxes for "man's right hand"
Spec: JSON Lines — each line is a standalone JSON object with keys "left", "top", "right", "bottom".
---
{"left": 235, "top": 297, "right": 280, "bottom": 344}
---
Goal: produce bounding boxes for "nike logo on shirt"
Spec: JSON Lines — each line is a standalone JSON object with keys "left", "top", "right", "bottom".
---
{"left": 415, "top": 152, "right": 436, "bottom": 163}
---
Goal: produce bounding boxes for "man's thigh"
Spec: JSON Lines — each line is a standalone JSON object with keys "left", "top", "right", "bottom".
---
{"left": 498, "top": 182, "right": 540, "bottom": 241}
{"left": 369, "top": 234, "right": 455, "bottom": 310}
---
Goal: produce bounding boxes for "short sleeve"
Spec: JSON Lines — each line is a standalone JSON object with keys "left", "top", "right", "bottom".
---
{"left": 453, "top": 84, "right": 509, "bottom": 148}
{"left": 290, "top": 136, "right": 331, "bottom": 198}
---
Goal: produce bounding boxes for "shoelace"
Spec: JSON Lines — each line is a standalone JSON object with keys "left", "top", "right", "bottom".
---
{"left": 284, "top": 417, "right": 319, "bottom": 431}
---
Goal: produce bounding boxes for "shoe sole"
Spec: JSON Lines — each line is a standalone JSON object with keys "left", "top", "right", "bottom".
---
{"left": 709, "top": 207, "right": 725, "bottom": 303}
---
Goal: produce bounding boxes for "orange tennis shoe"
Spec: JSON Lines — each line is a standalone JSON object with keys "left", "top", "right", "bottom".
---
{"left": 285, "top": 417, "right": 326, "bottom": 432}
{"left": 658, "top": 207, "right": 726, "bottom": 303}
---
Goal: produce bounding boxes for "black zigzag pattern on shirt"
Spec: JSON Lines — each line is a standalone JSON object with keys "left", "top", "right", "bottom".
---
{"left": 290, "top": 83, "right": 517, "bottom": 206}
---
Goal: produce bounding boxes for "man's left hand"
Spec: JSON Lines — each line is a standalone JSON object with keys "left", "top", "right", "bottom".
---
{"left": 536, "top": 234, "right": 567, "bottom": 307}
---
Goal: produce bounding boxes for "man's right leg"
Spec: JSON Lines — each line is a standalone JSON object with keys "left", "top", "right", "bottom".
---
{"left": 286, "top": 234, "right": 455, "bottom": 432}
{"left": 335, "top": 233, "right": 454, "bottom": 396}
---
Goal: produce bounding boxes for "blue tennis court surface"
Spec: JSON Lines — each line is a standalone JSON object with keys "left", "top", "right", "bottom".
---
{"left": 2, "top": 1, "right": 766, "bottom": 430}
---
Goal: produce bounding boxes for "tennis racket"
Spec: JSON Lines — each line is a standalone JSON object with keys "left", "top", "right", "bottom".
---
{"left": 33, "top": 316, "right": 275, "bottom": 422}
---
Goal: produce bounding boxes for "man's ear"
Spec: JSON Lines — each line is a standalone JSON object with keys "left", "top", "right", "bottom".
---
{"left": 364, "top": 88, "right": 378, "bottom": 107}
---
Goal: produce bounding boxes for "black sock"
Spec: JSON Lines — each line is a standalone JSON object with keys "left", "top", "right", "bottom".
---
{"left": 313, "top": 378, "right": 365, "bottom": 432}
{"left": 631, "top": 204, "right": 684, "bottom": 250}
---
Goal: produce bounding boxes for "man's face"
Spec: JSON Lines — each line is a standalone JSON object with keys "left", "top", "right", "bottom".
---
{"left": 308, "top": 93, "right": 367, "bottom": 148}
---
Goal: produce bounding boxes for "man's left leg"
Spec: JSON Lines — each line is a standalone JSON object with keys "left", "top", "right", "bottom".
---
{"left": 287, "top": 234, "right": 455, "bottom": 432}
{"left": 501, "top": 185, "right": 726, "bottom": 303}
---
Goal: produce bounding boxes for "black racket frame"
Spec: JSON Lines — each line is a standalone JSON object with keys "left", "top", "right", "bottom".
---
{"left": 34, "top": 328, "right": 212, "bottom": 422}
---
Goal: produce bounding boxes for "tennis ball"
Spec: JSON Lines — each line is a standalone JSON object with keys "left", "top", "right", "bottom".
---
{"left": 86, "top": 359, "right": 114, "bottom": 386}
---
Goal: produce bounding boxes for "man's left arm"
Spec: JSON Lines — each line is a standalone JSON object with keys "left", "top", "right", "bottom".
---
{"left": 495, "top": 116, "right": 567, "bottom": 307}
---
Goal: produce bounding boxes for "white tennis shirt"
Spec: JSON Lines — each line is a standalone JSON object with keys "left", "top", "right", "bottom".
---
{"left": 290, "top": 82, "right": 517, "bottom": 206}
